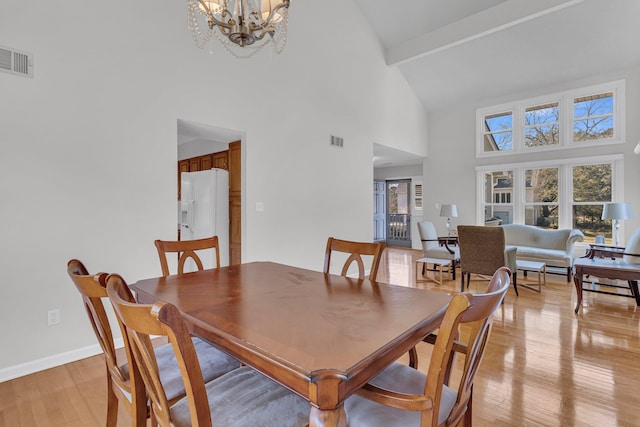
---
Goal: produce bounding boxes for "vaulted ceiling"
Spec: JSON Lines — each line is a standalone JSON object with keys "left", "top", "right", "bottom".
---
{"left": 362, "top": 0, "right": 640, "bottom": 167}
{"left": 355, "top": 0, "right": 640, "bottom": 113}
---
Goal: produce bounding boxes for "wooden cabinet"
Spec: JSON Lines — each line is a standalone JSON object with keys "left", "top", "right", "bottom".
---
{"left": 200, "top": 154, "right": 213, "bottom": 170}
{"left": 189, "top": 158, "right": 201, "bottom": 172}
{"left": 178, "top": 144, "right": 240, "bottom": 265}
{"left": 213, "top": 151, "right": 228, "bottom": 169}
{"left": 228, "top": 141, "right": 241, "bottom": 265}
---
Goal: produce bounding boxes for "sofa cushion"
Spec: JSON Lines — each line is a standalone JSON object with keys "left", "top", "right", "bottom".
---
{"left": 512, "top": 246, "right": 572, "bottom": 267}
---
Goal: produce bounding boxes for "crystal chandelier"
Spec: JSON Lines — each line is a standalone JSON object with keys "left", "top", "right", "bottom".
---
{"left": 187, "top": 0, "right": 291, "bottom": 58}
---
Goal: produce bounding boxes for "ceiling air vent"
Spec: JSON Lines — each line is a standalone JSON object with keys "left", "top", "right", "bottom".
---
{"left": 0, "top": 45, "right": 33, "bottom": 78}
{"left": 330, "top": 135, "right": 344, "bottom": 148}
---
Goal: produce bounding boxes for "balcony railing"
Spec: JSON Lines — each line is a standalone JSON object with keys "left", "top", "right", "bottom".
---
{"left": 387, "top": 213, "right": 411, "bottom": 247}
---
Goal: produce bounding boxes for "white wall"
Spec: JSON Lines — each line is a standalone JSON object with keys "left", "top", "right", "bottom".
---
{"left": 0, "top": 0, "right": 428, "bottom": 376}
{"left": 425, "top": 67, "right": 640, "bottom": 239}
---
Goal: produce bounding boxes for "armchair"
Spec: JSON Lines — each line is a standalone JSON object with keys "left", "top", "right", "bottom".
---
{"left": 458, "top": 225, "right": 518, "bottom": 295}
{"left": 417, "top": 221, "right": 460, "bottom": 280}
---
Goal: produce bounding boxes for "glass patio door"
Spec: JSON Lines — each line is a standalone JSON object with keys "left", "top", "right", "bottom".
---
{"left": 386, "top": 179, "right": 411, "bottom": 247}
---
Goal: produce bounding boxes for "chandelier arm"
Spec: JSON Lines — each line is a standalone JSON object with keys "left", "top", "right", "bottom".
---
{"left": 248, "top": 0, "right": 290, "bottom": 32}
{"left": 197, "top": 0, "right": 235, "bottom": 30}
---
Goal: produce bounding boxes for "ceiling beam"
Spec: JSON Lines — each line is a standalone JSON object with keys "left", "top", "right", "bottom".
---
{"left": 385, "top": 0, "right": 584, "bottom": 66}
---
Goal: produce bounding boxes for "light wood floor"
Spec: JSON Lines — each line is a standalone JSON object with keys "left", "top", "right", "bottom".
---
{"left": 2, "top": 247, "right": 640, "bottom": 426}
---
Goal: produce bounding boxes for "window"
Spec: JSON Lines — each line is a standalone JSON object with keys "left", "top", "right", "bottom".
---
{"left": 525, "top": 167, "right": 558, "bottom": 229}
{"left": 414, "top": 182, "right": 423, "bottom": 209}
{"left": 477, "top": 156, "right": 623, "bottom": 243}
{"left": 573, "top": 92, "right": 614, "bottom": 143}
{"left": 525, "top": 103, "right": 559, "bottom": 148}
{"left": 482, "top": 112, "right": 513, "bottom": 153}
{"left": 483, "top": 171, "right": 513, "bottom": 225}
{"left": 477, "top": 80, "right": 624, "bottom": 157}
{"left": 572, "top": 163, "right": 612, "bottom": 242}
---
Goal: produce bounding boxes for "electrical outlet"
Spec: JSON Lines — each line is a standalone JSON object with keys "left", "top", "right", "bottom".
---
{"left": 48, "top": 309, "right": 61, "bottom": 326}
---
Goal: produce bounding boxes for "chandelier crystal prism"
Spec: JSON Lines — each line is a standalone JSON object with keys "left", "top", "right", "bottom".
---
{"left": 187, "top": 0, "right": 290, "bottom": 58}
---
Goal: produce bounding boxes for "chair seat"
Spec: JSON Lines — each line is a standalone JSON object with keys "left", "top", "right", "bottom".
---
{"left": 120, "top": 337, "right": 240, "bottom": 402}
{"left": 344, "top": 362, "right": 457, "bottom": 426}
{"left": 170, "top": 366, "right": 310, "bottom": 427}
{"left": 423, "top": 246, "right": 460, "bottom": 261}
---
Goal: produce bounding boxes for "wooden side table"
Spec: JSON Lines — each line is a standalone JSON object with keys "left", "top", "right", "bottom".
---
{"left": 573, "top": 257, "right": 640, "bottom": 313}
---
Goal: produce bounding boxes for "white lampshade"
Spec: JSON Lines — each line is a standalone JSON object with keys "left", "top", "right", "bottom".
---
{"left": 440, "top": 204, "right": 458, "bottom": 218}
{"left": 601, "top": 202, "right": 634, "bottom": 221}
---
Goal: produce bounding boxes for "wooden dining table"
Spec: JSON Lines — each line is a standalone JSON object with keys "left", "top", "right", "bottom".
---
{"left": 131, "top": 261, "right": 451, "bottom": 426}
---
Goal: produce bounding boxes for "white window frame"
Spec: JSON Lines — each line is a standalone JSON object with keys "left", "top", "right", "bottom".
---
{"left": 476, "top": 155, "right": 624, "bottom": 244}
{"left": 476, "top": 80, "right": 625, "bottom": 158}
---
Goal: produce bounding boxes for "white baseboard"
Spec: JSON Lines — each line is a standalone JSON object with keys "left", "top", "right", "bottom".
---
{"left": 0, "top": 338, "right": 124, "bottom": 383}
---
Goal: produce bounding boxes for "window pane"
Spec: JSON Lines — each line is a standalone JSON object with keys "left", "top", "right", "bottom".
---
{"left": 573, "top": 204, "right": 611, "bottom": 243}
{"left": 483, "top": 112, "right": 513, "bottom": 152}
{"left": 525, "top": 168, "right": 558, "bottom": 203}
{"left": 484, "top": 171, "right": 513, "bottom": 203}
{"left": 486, "top": 206, "right": 512, "bottom": 225}
{"left": 574, "top": 93, "right": 613, "bottom": 118}
{"left": 573, "top": 92, "right": 614, "bottom": 142}
{"left": 525, "top": 205, "right": 558, "bottom": 229}
{"left": 525, "top": 103, "right": 559, "bottom": 148}
{"left": 573, "top": 164, "right": 612, "bottom": 202}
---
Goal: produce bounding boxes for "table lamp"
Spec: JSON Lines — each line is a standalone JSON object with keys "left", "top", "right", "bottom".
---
{"left": 601, "top": 202, "right": 634, "bottom": 247}
{"left": 440, "top": 204, "right": 458, "bottom": 237}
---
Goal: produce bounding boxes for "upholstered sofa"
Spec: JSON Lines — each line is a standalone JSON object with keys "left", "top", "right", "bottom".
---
{"left": 501, "top": 224, "right": 585, "bottom": 281}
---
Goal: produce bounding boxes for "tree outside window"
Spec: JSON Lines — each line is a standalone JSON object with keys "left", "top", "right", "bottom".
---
{"left": 525, "top": 168, "right": 558, "bottom": 228}
{"left": 573, "top": 92, "right": 614, "bottom": 143}
{"left": 572, "top": 164, "right": 612, "bottom": 242}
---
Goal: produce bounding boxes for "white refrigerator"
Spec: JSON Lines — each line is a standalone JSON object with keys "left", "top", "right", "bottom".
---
{"left": 179, "top": 169, "right": 229, "bottom": 269}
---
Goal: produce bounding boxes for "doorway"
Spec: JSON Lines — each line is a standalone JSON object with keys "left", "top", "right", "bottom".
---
{"left": 386, "top": 179, "right": 412, "bottom": 248}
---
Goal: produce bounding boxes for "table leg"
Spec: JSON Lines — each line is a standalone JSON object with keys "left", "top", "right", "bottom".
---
{"left": 574, "top": 271, "right": 583, "bottom": 313}
{"left": 629, "top": 280, "right": 640, "bottom": 306}
{"left": 309, "top": 406, "right": 347, "bottom": 427}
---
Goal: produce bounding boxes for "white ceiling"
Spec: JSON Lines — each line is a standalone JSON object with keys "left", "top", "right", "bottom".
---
{"left": 360, "top": 0, "right": 640, "bottom": 168}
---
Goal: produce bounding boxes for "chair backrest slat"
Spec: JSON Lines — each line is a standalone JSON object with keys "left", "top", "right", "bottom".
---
{"left": 107, "top": 274, "right": 213, "bottom": 427}
{"left": 323, "top": 237, "right": 385, "bottom": 281}
{"left": 155, "top": 236, "right": 221, "bottom": 277}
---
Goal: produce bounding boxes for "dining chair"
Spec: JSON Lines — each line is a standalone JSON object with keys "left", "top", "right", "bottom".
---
{"left": 408, "top": 267, "right": 510, "bottom": 370}
{"left": 344, "top": 267, "right": 510, "bottom": 427}
{"left": 154, "top": 236, "right": 221, "bottom": 276}
{"left": 105, "top": 273, "right": 311, "bottom": 427}
{"left": 457, "top": 225, "right": 518, "bottom": 295}
{"left": 417, "top": 221, "right": 460, "bottom": 280}
{"left": 67, "top": 259, "right": 240, "bottom": 427}
{"left": 323, "top": 237, "right": 385, "bottom": 281}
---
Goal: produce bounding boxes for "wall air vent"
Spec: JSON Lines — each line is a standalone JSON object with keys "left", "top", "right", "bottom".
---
{"left": 0, "top": 45, "right": 33, "bottom": 78}
{"left": 330, "top": 135, "right": 344, "bottom": 148}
